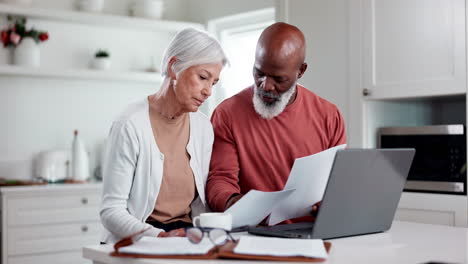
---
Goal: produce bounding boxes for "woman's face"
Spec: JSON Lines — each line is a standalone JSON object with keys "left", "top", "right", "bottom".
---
{"left": 174, "top": 62, "right": 222, "bottom": 112}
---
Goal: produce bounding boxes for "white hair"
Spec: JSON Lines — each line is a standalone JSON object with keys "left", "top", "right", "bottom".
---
{"left": 253, "top": 83, "right": 297, "bottom": 119}
{"left": 161, "top": 27, "right": 228, "bottom": 77}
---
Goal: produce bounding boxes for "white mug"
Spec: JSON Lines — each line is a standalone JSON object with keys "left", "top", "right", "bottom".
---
{"left": 193, "top": 213, "right": 232, "bottom": 231}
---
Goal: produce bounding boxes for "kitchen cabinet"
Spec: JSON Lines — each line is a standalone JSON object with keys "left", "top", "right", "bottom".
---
{"left": 361, "top": 0, "right": 466, "bottom": 100}
{"left": 396, "top": 192, "right": 468, "bottom": 226}
{"left": 1, "top": 183, "right": 102, "bottom": 264}
{"left": 348, "top": 0, "right": 468, "bottom": 227}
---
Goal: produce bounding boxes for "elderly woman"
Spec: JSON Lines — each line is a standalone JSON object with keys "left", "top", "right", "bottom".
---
{"left": 100, "top": 28, "right": 228, "bottom": 243}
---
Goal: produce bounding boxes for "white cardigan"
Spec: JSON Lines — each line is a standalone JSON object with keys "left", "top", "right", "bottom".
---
{"left": 100, "top": 99, "right": 213, "bottom": 243}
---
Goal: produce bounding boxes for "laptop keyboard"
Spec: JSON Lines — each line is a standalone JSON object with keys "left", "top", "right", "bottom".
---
{"left": 262, "top": 222, "right": 314, "bottom": 231}
{"left": 248, "top": 222, "right": 315, "bottom": 239}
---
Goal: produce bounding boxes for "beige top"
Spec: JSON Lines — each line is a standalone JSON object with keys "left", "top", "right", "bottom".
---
{"left": 148, "top": 110, "right": 195, "bottom": 224}
{"left": 100, "top": 98, "right": 213, "bottom": 243}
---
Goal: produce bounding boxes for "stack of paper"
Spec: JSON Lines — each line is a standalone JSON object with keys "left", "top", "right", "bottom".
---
{"left": 225, "top": 144, "right": 346, "bottom": 227}
{"left": 225, "top": 189, "right": 295, "bottom": 228}
{"left": 118, "top": 237, "right": 213, "bottom": 255}
{"left": 233, "top": 236, "right": 328, "bottom": 259}
{"left": 269, "top": 144, "right": 346, "bottom": 225}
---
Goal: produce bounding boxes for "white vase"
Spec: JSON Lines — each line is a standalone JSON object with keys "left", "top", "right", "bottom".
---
{"left": 14, "top": 37, "right": 40, "bottom": 67}
{"left": 71, "top": 130, "right": 90, "bottom": 182}
{"left": 0, "top": 46, "right": 14, "bottom": 65}
{"left": 92, "top": 57, "right": 111, "bottom": 70}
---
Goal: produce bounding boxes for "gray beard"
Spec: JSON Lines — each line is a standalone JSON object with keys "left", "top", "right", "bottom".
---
{"left": 252, "top": 83, "right": 297, "bottom": 119}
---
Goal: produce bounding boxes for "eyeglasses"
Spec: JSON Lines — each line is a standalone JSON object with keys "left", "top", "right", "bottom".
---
{"left": 186, "top": 227, "right": 235, "bottom": 246}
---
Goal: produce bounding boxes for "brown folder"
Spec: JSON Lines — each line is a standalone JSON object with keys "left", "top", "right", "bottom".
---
{"left": 217, "top": 241, "right": 331, "bottom": 262}
{"left": 111, "top": 230, "right": 331, "bottom": 262}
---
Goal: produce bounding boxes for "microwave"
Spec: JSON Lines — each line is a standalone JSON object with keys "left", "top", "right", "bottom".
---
{"left": 378, "top": 124, "right": 466, "bottom": 195}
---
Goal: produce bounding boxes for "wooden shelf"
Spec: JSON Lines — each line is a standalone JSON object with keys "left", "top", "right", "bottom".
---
{"left": 0, "top": 3, "right": 203, "bottom": 32}
{"left": 0, "top": 65, "right": 163, "bottom": 83}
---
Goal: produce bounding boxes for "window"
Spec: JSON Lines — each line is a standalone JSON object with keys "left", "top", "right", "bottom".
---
{"left": 201, "top": 8, "right": 275, "bottom": 116}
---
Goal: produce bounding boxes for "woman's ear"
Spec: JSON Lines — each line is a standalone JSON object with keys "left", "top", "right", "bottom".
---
{"left": 167, "top": 56, "right": 178, "bottom": 80}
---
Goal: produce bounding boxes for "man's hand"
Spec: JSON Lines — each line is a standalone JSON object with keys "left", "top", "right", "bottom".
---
{"left": 286, "top": 201, "right": 322, "bottom": 223}
{"left": 311, "top": 201, "right": 322, "bottom": 218}
{"left": 157, "top": 228, "right": 186, "bottom": 237}
{"left": 225, "top": 194, "right": 243, "bottom": 210}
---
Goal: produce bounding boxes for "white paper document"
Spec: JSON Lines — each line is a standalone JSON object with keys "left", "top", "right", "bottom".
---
{"left": 268, "top": 144, "right": 346, "bottom": 225}
{"left": 118, "top": 237, "right": 213, "bottom": 255}
{"left": 226, "top": 189, "right": 295, "bottom": 228}
{"left": 234, "top": 236, "right": 328, "bottom": 259}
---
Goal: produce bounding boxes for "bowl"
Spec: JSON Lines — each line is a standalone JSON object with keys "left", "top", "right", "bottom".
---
{"left": 130, "top": 0, "right": 164, "bottom": 19}
{"left": 76, "top": 0, "right": 105, "bottom": 13}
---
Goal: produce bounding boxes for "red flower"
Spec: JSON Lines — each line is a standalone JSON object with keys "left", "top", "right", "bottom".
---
{"left": 38, "top": 32, "right": 48, "bottom": 42}
{"left": 1, "top": 30, "right": 9, "bottom": 46}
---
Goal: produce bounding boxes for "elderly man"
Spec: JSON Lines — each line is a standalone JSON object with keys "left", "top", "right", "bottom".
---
{"left": 206, "top": 22, "right": 346, "bottom": 219}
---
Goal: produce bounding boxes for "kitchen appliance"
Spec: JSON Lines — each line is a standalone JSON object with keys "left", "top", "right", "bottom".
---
{"left": 378, "top": 124, "right": 466, "bottom": 195}
{"left": 35, "top": 150, "right": 70, "bottom": 182}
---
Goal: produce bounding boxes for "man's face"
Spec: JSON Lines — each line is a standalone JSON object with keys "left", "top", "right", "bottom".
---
{"left": 252, "top": 52, "right": 302, "bottom": 119}
{"left": 252, "top": 54, "right": 300, "bottom": 106}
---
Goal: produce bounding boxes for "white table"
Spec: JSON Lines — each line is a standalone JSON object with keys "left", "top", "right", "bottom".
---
{"left": 83, "top": 221, "right": 468, "bottom": 264}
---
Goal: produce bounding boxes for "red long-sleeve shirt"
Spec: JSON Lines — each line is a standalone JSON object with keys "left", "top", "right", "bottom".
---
{"left": 207, "top": 85, "right": 346, "bottom": 212}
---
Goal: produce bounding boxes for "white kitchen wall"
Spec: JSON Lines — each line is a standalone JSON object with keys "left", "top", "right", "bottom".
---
{"left": 0, "top": 78, "right": 156, "bottom": 179}
{"left": 0, "top": 0, "right": 189, "bottom": 180}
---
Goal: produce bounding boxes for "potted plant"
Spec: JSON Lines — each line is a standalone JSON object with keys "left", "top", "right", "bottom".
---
{"left": 1, "top": 16, "right": 49, "bottom": 67}
{"left": 92, "top": 49, "right": 111, "bottom": 70}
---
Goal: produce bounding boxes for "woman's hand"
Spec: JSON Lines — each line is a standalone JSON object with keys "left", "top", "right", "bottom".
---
{"left": 157, "top": 228, "right": 186, "bottom": 237}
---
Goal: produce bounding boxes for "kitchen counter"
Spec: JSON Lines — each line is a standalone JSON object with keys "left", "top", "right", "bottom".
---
{"left": 83, "top": 221, "right": 468, "bottom": 264}
{"left": 0, "top": 181, "right": 101, "bottom": 192}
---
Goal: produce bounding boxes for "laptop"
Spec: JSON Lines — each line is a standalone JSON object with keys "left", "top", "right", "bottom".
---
{"left": 248, "top": 148, "right": 415, "bottom": 239}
